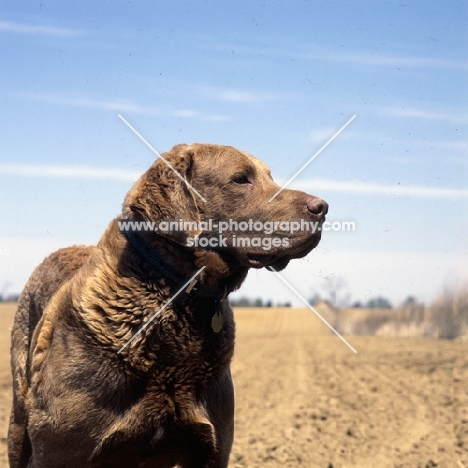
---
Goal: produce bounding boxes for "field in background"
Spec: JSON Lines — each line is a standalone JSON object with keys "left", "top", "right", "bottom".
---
{"left": 0, "top": 304, "right": 466, "bottom": 467}
{"left": 302, "top": 293, "right": 468, "bottom": 341}
{"left": 0, "top": 303, "right": 15, "bottom": 466}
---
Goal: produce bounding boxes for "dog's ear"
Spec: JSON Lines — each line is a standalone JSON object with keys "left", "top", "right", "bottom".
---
{"left": 122, "top": 144, "right": 201, "bottom": 245}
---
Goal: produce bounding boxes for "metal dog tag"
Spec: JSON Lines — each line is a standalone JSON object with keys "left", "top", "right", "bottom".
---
{"left": 212, "top": 287, "right": 227, "bottom": 333}
{"left": 211, "top": 310, "right": 224, "bottom": 333}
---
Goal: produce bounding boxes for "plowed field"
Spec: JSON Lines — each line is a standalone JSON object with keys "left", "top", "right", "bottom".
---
{"left": 0, "top": 304, "right": 466, "bottom": 467}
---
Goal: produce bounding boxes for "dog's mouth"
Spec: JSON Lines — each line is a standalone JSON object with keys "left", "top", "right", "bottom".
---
{"left": 245, "top": 234, "right": 322, "bottom": 271}
{"left": 246, "top": 253, "right": 277, "bottom": 268}
{"left": 245, "top": 254, "right": 291, "bottom": 271}
{"left": 207, "top": 230, "right": 323, "bottom": 272}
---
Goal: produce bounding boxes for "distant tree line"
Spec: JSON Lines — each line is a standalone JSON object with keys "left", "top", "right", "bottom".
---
{"left": 0, "top": 293, "right": 19, "bottom": 302}
{"left": 352, "top": 296, "right": 392, "bottom": 309}
{"left": 230, "top": 293, "right": 397, "bottom": 309}
{"left": 229, "top": 297, "right": 291, "bottom": 307}
{"left": 309, "top": 293, "right": 393, "bottom": 309}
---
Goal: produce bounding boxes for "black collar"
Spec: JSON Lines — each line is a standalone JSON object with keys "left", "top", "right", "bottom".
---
{"left": 123, "top": 228, "right": 228, "bottom": 302}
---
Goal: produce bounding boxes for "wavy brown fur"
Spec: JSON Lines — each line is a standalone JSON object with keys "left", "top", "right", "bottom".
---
{"left": 8, "top": 143, "right": 327, "bottom": 468}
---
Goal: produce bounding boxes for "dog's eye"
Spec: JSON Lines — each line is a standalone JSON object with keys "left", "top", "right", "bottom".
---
{"left": 232, "top": 175, "right": 250, "bottom": 185}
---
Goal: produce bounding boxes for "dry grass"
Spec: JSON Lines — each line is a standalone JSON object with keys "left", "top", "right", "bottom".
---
{"left": 429, "top": 285, "right": 468, "bottom": 339}
{"left": 316, "top": 283, "right": 468, "bottom": 340}
{"left": 333, "top": 305, "right": 427, "bottom": 337}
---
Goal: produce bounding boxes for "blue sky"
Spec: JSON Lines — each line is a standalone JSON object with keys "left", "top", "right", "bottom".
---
{"left": 0, "top": 1, "right": 467, "bottom": 306}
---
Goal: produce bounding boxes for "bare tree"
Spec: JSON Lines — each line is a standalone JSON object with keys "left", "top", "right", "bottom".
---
{"left": 323, "top": 276, "right": 350, "bottom": 307}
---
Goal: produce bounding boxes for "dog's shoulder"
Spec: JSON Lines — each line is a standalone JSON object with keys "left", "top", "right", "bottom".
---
{"left": 12, "top": 245, "right": 94, "bottom": 358}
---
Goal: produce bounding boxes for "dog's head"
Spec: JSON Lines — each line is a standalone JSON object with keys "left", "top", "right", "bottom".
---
{"left": 123, "top": 143, "right": 327, "bottom": 279}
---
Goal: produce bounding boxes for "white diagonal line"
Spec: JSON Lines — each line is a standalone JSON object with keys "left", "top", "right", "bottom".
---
{"left": 118, "top": 114, "right": 207, "bottom": 203}
{"left": 267, "top": 266, "right": 357, "bottom": 353}
{"left": 117, "top": 266, "right": 206, "bottom": 354}
{"left": 269, "top": 115, "right": 356, "bottom": 202}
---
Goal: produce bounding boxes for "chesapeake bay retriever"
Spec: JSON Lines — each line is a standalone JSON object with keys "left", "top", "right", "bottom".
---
{"left": 8, "top": 143, "right": 328, "bottom": 468}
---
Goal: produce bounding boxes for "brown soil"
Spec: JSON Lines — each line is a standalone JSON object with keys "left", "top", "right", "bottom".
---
{"left": 0, "top": 304, "right": 466, "bottom": 467}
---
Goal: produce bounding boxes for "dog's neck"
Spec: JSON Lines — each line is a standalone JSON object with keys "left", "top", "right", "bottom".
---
{"left": 123, "top": 228, "right": 230, "bottom": 302}
{"left": 76, "top": 219, "right": 243, "bottom": 371}
{"left": 106, "top": 218, "right": 249, "bottom": 295}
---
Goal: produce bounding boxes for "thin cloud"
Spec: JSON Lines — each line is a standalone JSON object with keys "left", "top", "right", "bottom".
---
{"left": 203, "top": 114, "right": 230, "bottom": 122}
{"left": 170, "top": 109, "right": 230, "bottom": 121}
{"left": 0, "top": 163, "right": 142, "bottom": 182}
{"left": 314, "top": 51, "right": 468, "bottom": 70}
{"left": 384, "top": 106, "right": 468, "bottom": 125}
{"left": 199, "top": 86, "right": 280, "bottom": 103}
{"left": 414, "top": 139, "right": 468, "bottom": 152}
{"left": 219, "top": 90, "right": 278, "bottom": 103}
{"left": 20, "top": 93, "right": 230, "bottom": 121}
{"left": 0, "top": 19, "right": 85, "bottom": 37}
{"left": 293, "top": 179, "right": 468, "bottom": 200}
{"left": 172, "top": 109, "right": 197, "bottom": 118}
{"left": 5, "top": 164, "right": 466, "bottom": 200}
{"left": 23, "top": 93, "right": 162, "bottom": 115}
{"left": 293, "top": 42, "right": 468, "bottom": 70}
{"left": 211, "top": 42, "right": 468, "bottom": 70}
{"left": 308, "top": 127, "right": 355, "bottom": 144}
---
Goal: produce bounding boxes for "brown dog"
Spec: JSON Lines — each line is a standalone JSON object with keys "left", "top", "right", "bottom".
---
{"left": 8, "top": 143, "right": 327, "bottom": 467}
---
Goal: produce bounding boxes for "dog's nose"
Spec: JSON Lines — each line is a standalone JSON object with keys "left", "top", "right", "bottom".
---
{"left": 307, "top": 197, "right": 328, "bottom": 219}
